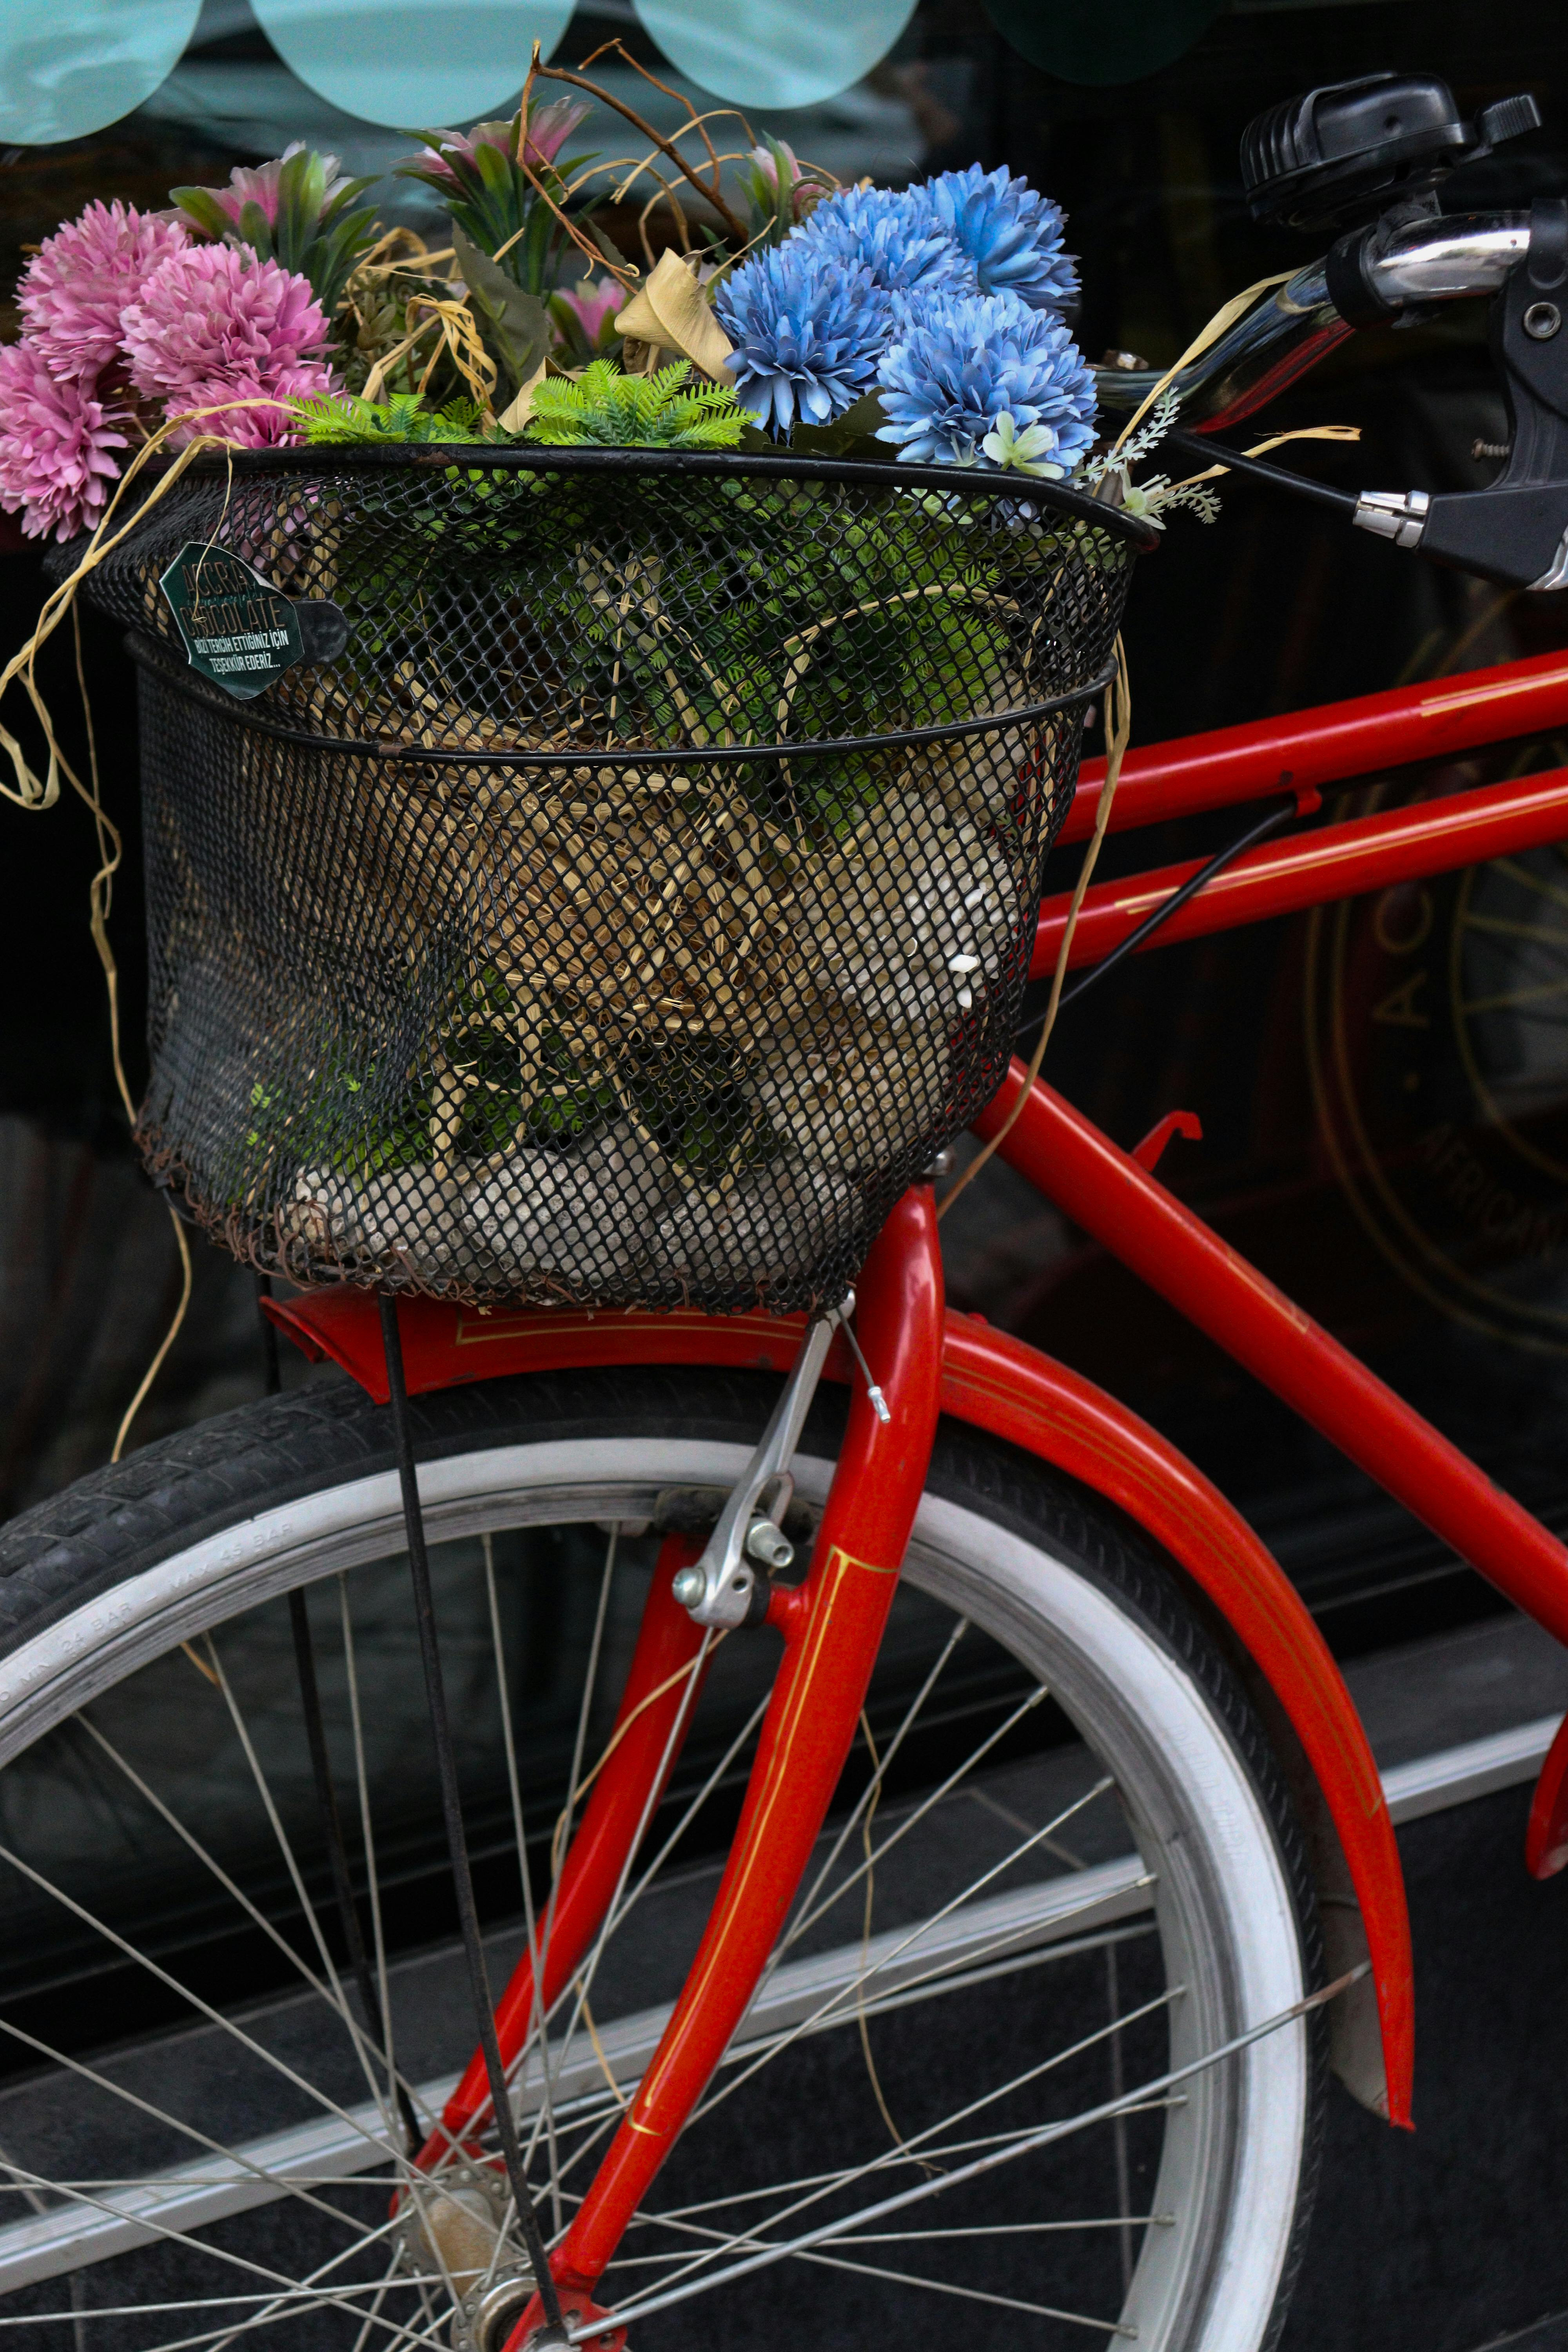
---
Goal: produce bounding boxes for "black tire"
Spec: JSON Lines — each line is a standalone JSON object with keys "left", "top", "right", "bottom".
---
{"left": 0, "top": 1365, "right": 1323, "bottom": 2352}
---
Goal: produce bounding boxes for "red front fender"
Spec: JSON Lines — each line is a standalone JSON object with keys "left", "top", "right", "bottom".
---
{"left": 268, "top": 1284, "right": 1415, "bottom": 2127}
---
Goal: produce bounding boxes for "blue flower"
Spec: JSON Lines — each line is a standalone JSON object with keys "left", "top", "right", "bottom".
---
{"left": 795, "top": 183, "right": 974, "bottom": 298}
{"left": 875, "top": 290, "right": 1098, "bottom": 473}
{"left": 717, "top": 242, "right": 891, "bottom": 435}
{"left": 925, "top": 165, "right": 1078, "bottom": 314}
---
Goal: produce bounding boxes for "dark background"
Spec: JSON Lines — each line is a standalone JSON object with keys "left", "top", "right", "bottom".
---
{"left": 4, "top": 11, "right": 1568, "bottom": 2347}
{"left": 6, "top": 0, "right": 1568, "bottom": 1667}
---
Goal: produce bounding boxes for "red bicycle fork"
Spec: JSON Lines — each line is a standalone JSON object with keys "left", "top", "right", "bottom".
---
{"left": 470, "top": 1189, "right": 946, "bottom": 2343}
{"left": 417, "top": 1534, "right": 710, "bottom": 2171}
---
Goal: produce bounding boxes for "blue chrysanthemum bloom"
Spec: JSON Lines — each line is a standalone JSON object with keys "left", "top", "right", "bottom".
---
{"left": 717, "top": 242, "right": 892, "bottom": 435}
{"left": 795, "top": 182, "right": 975, "bottom": 298}
{"left": 874, "top": 290, "right": 1098, "bottom": 473}
{"left": 925, "top": 165, "right": 1078, "bottom": 314}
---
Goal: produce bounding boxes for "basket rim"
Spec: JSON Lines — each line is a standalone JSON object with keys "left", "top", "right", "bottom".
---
{"left": 152, "top": 441, "right": 1158, "bottom": 551}
{"left": 128, "top": 628, "right": 1118, "bottom": 765}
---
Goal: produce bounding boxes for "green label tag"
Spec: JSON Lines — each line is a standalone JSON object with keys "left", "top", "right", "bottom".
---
{"left": 158, "top": 542, "right": 306, "bottom": 702}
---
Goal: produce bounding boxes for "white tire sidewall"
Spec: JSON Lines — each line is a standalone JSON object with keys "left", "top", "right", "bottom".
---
{"left": 0, "top": 1432, "right": 1310, "bottom": 2352}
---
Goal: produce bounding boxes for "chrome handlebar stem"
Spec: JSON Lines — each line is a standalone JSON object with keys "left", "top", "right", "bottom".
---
{"left": 1361, "top": 212, "right": 1531, "bottom": 304}
{"left": 1090, "top": 214, "right": 1529, "bottom": 435}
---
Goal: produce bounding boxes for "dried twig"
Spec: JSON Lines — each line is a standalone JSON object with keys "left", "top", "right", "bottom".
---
{"left": 532, "top": 40, "right": 749, "bottom": 245}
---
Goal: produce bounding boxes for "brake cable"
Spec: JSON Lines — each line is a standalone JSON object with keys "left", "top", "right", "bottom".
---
{"left": 1014, "top": 787, "right": 1314, "bottom": 1045}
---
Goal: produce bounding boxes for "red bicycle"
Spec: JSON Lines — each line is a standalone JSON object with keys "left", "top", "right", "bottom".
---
{"left": 2, "top": 66, "right": 1568, "bottom": 2352}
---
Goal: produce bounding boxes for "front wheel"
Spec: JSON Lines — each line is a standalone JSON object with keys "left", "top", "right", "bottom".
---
{"left": 0, "top": 1362, "right": 1323, "bottom": 2352}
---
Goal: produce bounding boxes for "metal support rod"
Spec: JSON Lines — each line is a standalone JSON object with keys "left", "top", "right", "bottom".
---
{"left": 260, "top": 1274, "right": 419, "bottom": 2146}
{"left": 287, "top": 1586, "right": 422, "bottom": 2155}
{"left": 378, "top": 1293, "right": 565, "bottom": 2332}
{"left": 256, "top": 1272, "right": 282, "bottom": 1397}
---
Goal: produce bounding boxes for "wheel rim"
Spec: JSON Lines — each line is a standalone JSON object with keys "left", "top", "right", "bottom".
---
{"left": 0, "top": 1432, "right": 1309, "bottom": 2352}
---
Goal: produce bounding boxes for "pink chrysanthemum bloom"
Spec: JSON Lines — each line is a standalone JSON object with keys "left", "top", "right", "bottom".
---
{"left": 18, "top": 200, "right": 190, "bottom": 383}
{"left": 121, "top": 244, "right": 334, "bottom": 447}
{"left": 0, "top": 341, "right": 127, "bottom": 541}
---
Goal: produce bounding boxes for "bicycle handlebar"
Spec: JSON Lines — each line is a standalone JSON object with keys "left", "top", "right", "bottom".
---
{"left": 1091, "top": 192, "right": 1568, "bottom": 593}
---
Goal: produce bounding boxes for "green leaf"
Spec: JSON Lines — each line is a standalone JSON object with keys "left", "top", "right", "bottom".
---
{"left": 167, "top": 185, "right": 234, "bottom": 241}
{"left": 451, "top": 225, "right": 552, "bottom": 398}
{"left": 290, "top": 389, "right": 488, "bottom": 444}
{"left": 789, "top": 391, "right": 893, "bottom": 461}
{"left": 524, "top": 359, "right": 754, "bottom": 450}
{"left": 235, "top": 197, "right": 274, "bottom": 260}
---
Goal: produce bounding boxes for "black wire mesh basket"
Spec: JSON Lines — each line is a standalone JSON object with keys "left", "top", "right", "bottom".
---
{"left": 81, "top": 446, "right": 1146, "bottom": 1314}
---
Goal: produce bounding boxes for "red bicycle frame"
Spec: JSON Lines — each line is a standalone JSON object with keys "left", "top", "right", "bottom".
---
{"left": 267, "top": 641, "right": 1568, "bottom": 2332}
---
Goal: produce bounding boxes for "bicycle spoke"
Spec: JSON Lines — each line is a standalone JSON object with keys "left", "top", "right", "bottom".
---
{"left": 0, "top": 1840, "right": 400, "bottom": 2171}
{"left": 779, "top": 1615, "right": 971, "bottom": 1958}
{"left": 70, "top": 1712, "right": 426, "bottom": 2145}
{"left": 174, "top": 2205, "right": 421, "bottom": 2352}
{"left": 597, "top": 1687, "right": 771, "bottom": 1950}
{"left": 482, "top": 1530, "right": 562, "bottom": 2224}
{"left": 0, "top": 2154, "right": 428, "bottom": 2350}
{"left": 612, "top": 1980, "right": 1183, "bottom": 2312}
{"left": 338, "top": 1576, "right": 404, "bottom": 2127}
{"left": 828, "top": 2216, "right": 1167, "bottom": 2243}
{"left": 201, "top": 1637, "right": 397, "bottom": 2137}
{"left": 690, "top": 1774, "right": 1120, "bottom": 2127}
{"left": 0, "top": 2012, "right": 388, "bottom": 2251}
{"left": 595, "top": 1976, "right": 1340, "bottom": 2336}
{"left": 782, "top": 1677, "right": 1054, "bottom": 1950}
{"left": 504, "top": 1524, "right": 619, "bottom": 2195}
{"left": 529, "top": 1630, "right": 715, "bottom": 2153}
{"left": 795, "top": 2244, "right": 1138, "bottom": 2334}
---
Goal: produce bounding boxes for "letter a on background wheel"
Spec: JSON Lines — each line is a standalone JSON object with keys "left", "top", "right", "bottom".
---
{"left": 0, "top": 1364, "right": 1323, "bottom": 2352}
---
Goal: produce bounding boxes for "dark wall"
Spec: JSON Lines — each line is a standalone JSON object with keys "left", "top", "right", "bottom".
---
{"left": 4, "top": 3, "right": 1568, "bottom": 1656}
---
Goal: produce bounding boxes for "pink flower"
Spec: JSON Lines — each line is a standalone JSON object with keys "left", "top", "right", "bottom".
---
{"left": 749, "top": 138, "right": 800, "bottom": 194}
{"left": 181, "top": 139, "right": 352, "bottom": 230}
{"left": 554, "top": 274, "right": 622, "bottom": 345}
{"left": 417, "top": 94, "right": 592, "bottom": 183}
{"left": 520, "top": 96, "right": 592, "bottom": 168}
{"left": 18, "top": 200, "right": 190, "bottom": 383}
{"left": 0, "top": 341, "right": 127, "bottom": 541}
{"left": 121, "top": 244, "right": 334, "bottom": 447}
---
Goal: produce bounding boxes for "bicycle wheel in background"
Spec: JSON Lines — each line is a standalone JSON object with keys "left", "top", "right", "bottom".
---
{"left": 0, "top": 1364, "right": 1323, "bottom": 2352}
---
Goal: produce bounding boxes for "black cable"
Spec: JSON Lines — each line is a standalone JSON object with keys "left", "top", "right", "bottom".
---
{"left": 256, "top": 1271, "right": 281, "bottom": 1397}
{"left": 1163, "top": 425, "right": 1360, "bottom": 517}
{"left": 380, "top": 1294, "right": 566, "bottom": 2334}
{"left": 1016, "top": 795, "right": 1301, "bottom": 1045}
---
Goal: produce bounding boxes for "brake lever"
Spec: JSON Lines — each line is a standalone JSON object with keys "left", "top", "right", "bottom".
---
{"left": 1168, "top": 201, "right": 1568, "bottom": 592}
{"left": 1339, "top": 198, "right": 1568, "bottom": 587}
{"left": 1414, "top": 197, "right": 1568, "bottom": 588}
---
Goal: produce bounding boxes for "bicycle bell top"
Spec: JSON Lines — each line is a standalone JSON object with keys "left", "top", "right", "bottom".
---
{"left": 1241, "top": 71, "right": 1543, "bottom": 231}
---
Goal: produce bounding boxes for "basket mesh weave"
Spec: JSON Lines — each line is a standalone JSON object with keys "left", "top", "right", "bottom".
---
{"left": 83, "top": 447, "right": 1142, "bottom": 1313}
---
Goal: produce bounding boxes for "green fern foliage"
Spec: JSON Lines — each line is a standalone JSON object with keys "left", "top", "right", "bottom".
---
{"left": 523, "top": 361, "right": 755, "bottom": 450}
{"left": 291, "top": 391, "right": 489, "bottom": 445}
